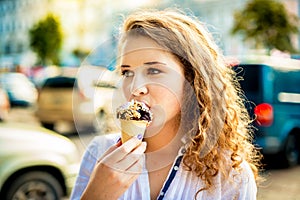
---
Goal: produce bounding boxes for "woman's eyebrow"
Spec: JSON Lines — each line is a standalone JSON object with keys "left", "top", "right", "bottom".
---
{"left": 120, "top": 62, "right": 166, "bottom": 68}
{"left": 144, "top": 61, "right": 166, "bottom": 66}
{"left": 120, "top": 64, "right": 131, "bottom": 68}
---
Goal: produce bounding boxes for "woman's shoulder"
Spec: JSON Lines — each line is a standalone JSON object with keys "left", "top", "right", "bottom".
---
{"left": 218, "top": 150, "right": 256, "bottom": 185}
{"left": 213, "top": 153, "right": 257, "bottom": 199}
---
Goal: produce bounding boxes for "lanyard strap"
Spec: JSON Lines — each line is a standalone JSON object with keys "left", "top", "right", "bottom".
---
{"left": 157, "top": 155, "right": 183, "bottom": 200}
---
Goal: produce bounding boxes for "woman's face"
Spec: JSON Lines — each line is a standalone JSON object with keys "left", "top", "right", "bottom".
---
{"left": 119, "top": 36, "right": 185, "bottom": 138}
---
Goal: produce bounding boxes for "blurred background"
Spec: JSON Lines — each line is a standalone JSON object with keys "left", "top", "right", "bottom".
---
{"left": 0, "top": 0, "right": 300, "bottom": 199}
{"left": 0, "top": 0, "right": 299, "bottom": 70}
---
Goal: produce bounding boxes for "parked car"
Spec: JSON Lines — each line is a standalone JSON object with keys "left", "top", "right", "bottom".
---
{"left": 0, "top": 87, "right": 10, "bottom": 121}
{"left": 0, "top": 122, "right": 80, "bottom": 199}
{"left": 0, "top": 72, "right": 38, "bottom": 106}
{"left": 233, "top": 56, "right": 300, "bottom": 167}
{"left": 35, "top": 66, "right": 119, "bottom": 133}
{"left": 35, "top": 76, "right": 78, "bottom": 131}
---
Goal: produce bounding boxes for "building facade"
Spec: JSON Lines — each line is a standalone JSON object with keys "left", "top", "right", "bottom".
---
{"left": 0, "top": 0, "right": 299, "bottom": 70}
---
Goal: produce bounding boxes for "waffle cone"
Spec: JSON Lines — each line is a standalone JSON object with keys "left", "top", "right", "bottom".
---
{"left": 120, "top": 120, "right": 148, "bottom": 143}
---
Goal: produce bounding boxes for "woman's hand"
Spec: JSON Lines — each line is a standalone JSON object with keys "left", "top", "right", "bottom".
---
{"left": 81, "top": 136, "right": 147, "bottom": 200}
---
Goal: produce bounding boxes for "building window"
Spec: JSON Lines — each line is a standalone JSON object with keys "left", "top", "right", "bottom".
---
{"left": 5, "top": 44, "right": 11, "bottom": 54}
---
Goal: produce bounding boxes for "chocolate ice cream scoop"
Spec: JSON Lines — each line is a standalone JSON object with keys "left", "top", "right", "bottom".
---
{"left": 116, "top": 100, "right": 153, "bottom": 122}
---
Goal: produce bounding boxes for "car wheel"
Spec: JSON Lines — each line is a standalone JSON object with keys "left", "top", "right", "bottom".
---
{"left": 4, "top": 171, "right": 64, "bottom": 200}
{"left": 41, "top": 122, "right": 55, "bottom": 130}
{"left": 281, "top": 134, "right": 299, "bottom": 167}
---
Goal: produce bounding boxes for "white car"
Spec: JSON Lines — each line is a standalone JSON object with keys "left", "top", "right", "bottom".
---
{"left": 0, "top": 72, "right": 38, "bottom": 107}
{"left": 0, "top": 123, "right": 80, "bottom": 199}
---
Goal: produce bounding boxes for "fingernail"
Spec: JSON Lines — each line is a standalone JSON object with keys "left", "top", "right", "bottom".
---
{"left": 115, "top": 137, "right": 122, "bottom": 147}
{"left": 137, "top": 134, "right": 143, "bottom": 140}
{"left": 116, "top": 137, "right": 121, "bottom": 143}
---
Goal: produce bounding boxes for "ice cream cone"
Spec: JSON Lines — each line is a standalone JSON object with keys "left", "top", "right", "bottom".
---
{"left": 120, "top": 119, "right": 148, "bottom": 143}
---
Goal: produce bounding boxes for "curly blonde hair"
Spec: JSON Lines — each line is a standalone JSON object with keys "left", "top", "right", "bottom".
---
{"left": 118, "top": 8, "right": 262, "bottom": 198}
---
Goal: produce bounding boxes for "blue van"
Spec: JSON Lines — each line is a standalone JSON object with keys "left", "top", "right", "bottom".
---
{"left": 233, "top": 56, "right": 300, "bottom": 167}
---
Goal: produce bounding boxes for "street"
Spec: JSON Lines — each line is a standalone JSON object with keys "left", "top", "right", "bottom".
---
{"left": 5, "top": 107, "right": 300, "bottom": 200}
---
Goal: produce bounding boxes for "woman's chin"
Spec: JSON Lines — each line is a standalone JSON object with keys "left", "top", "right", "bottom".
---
{"left": 144, "top": 121, "right": 165, "bottom": 139}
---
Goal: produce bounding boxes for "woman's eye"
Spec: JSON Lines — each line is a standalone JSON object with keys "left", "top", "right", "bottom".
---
{"left": 121, "top": 70, "right": 134, "bottom": 77}
{"left": 148, "top": 68, "right": 162, "bottom": 75}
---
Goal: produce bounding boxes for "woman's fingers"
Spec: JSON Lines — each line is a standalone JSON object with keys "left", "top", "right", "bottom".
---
{"left": 83, "top": 137, "right": 146, "bottom": 200}
{"left": 114, "top": 141, "right": 147, "bottom": 172}
{"left": 126, "top": 151, "right": 145, "bottom": 174}
{"left": 101, "top": 136, "right": 144, "bottom": 165}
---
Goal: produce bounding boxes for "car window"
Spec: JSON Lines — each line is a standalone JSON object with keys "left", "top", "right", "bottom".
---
{"left": 233, "top": 64, "right": 264, "bottom": 103}
{"left": 43, "top": 77, "right": 76, "bottom": 88}
{"left": 233, "top": 64, "right": 264, "bottom": 117}
{"left": 234, "top": 64, "right": 262, "bottom": 93}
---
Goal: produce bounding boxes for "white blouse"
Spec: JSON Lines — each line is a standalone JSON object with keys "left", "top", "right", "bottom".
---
{"left": 70, "top": 133, "right": 257, "bottom": 200}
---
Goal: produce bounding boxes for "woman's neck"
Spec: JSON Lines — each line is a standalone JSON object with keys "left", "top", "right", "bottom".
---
{"left": 144, "top": 119, "right": 184, "bottom": 170}
{"left": 144, "top": 119, "right": 182, "bottom": 153}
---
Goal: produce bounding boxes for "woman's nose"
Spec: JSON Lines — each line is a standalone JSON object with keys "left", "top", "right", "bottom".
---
{"left": 132, "top": 85, "right": 148, "bottom": 96}
{"left": 130, "top": 75, "right": 148, "bottom": 96}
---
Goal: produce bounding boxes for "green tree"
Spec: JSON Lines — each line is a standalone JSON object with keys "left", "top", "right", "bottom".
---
{"left": 29, "top": 14, "right": 63, "bottom": 65}
{"left": 72, "top": 48, "right": 89, "bottom": 62}
{"left": 231, "top": 0, "right": 299, "bottom": 54}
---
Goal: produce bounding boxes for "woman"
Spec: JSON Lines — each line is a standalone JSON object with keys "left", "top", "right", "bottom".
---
{"left": 71, "top": 8, "right": 262, "bottom": 200}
